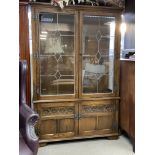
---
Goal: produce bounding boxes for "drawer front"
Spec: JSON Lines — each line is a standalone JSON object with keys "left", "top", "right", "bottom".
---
{"left": 79, "top": 100, "right": 119, "bottom": 136}
{"left": 34, "top": 102, "right": 78, "bottom": 140}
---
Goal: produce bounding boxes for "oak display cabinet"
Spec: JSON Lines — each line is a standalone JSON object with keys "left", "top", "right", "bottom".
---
{"left": 31, "top": 4, "right": 122, "bottom": 143}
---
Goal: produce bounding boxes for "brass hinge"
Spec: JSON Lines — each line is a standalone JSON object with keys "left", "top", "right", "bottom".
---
{"left": 32, "top": 14, "right": 39, "bottom": 20}
{"left": 34, "top": 87, "right": 40, "bottom": 96}
{"left": 114, "top": 85, "right": 118, "bottom": 92}
{"left": 33, "top": 53, "right": 39, "bottom": 59}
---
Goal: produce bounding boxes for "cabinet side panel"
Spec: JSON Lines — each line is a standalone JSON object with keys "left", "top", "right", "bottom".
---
{"left": 120, "top": 61, "right": 135, "bottom": 138}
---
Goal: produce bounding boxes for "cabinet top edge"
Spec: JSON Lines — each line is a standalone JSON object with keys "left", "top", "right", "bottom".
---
{"left": 120, "top": 58, "right": 135, "bottom": 62}
{"left": 29, "top": 2, "right": 123, "bottom": 12}
{"left": 19, "top": 2, "right": 29, "bottom": 5}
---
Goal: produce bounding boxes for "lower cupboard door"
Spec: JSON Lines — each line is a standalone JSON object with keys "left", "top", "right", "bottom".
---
{"left": 39, "top": 117, "right": 77, "bottom": 140}
{"left": 79, "top": 115, "right": 114, "bottom": 136}
{"left": 79, "top": 101, "right": 118, "bottom": 136}
{"left": 36, "top": 102, "right": 78, "bottom": 140}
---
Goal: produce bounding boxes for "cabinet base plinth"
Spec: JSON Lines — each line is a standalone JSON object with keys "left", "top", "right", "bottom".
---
{"left": 107, "top": 136, "right": 119, "bottom": 140}
{"left": 39, "top": 142, "right": 47, "bottom": 147}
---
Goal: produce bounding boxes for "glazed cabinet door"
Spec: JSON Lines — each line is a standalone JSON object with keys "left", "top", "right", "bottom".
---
{"left": 35, "top": 102, "right": 78, "bottom": 140}
{"left": 79, "top": 12, "right": 120, "bottom": 98}
{"left": 32, "top": 7, "right": 78, "bottom": 100}
{"left": 79, "top": 100, "right": 118, "bottom": 136}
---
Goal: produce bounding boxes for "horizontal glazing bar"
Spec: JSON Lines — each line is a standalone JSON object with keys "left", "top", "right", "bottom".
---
{"left": 39, "top": 54, "right": 75, "bottom": 57}
{"left": 60, "top": 34, "right": 75, "bottom": 37}
{"left": 40, "top": 75, "right": 74, "bottom": 77}
{"left": 83, "top": 55, "right": 114, "bottom": 57}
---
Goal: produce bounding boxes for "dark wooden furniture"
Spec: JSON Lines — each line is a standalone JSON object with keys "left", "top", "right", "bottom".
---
{"left": 120, "top": 59, "right": 135, "bottom": 150}
{"left": 19, "top": 60, "right": 39, "bottom": 155}
{"left": 19, "top": 2, "right": 31, "bottom": 106}
{"left": 30, "top": 4, "right": 122, "bottom": 144}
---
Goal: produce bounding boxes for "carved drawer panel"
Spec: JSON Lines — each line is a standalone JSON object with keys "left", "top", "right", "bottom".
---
{"left": 80, "top": 100, "right": 116, "bottom": 115}
{"left": 37, "top": 102, "right": 76, "bottom": 118}
{"left": 81, "top": 103, "right": 115, "bottom": 114}
{"left": 41, "top": 106, "right": 75, "bottom": 116}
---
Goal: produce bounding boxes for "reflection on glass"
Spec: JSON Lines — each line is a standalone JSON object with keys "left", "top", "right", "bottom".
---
{"left": 39, "top": 13, "right": 75, "bottom": 95}
{"left": 82, "top": 15, "right": 115, "bottom": 94}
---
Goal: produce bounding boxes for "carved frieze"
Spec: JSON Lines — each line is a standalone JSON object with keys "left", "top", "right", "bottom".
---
{"left": 42, "top": 107, "right": 74, "bottom": 116}
{"left": 82, "top": 104, "right": 115, "bottom": 113}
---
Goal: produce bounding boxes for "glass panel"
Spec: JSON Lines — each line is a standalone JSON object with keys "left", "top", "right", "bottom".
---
{"left": 82, "top": 15, "right": 115, "bottom": 94}
{"left": 39, "top": 13, "right": 75, "bottom": 95}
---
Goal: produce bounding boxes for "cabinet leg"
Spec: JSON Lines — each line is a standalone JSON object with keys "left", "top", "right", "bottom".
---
{"left": 131, "top": 137, "right": 135, "bottom": 152}
{"left": 133, "top": 142, "right": 135, "bottom": 153}
{"left": 107, "top": 136, "right": 119, "bottom": 140}
{"left": 39, "top": 142, "right": 47, "bottom": 147}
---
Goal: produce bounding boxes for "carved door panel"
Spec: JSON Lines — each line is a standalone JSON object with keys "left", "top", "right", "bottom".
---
{"left": 79, "top": 100, "right": 118, "bottom": 136}
{"left": 36, "top": 102, "right": 78, "bottom": 140}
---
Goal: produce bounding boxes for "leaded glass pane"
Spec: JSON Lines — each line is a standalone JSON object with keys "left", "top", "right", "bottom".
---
{"left": 82, "top": 15, "right": 115, "bottom": 94}
{"left": 39, "top": 13, "right": 75, "bottom": 95}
